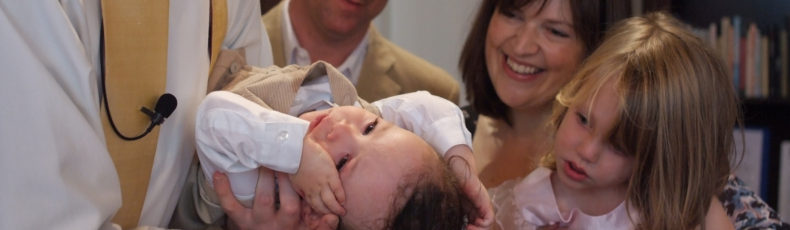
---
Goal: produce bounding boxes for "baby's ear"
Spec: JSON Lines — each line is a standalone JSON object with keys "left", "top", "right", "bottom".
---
{"left": 303, "top": 202, "right": 339, "bottom": 230}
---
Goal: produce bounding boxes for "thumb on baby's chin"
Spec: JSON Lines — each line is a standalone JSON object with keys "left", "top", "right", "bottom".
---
{"left": 320, "top": 214, "right": 339, "bottom": 230}
{"left": 305, "top": 214, "right": 338, "bottom": 230}
{"left": 303, "top": 204, "right": 339, "bottom": 230}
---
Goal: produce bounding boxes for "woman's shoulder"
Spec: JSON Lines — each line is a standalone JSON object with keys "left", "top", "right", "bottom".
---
{"left": 719, "top": 175, "right": 789, "bottom": 229}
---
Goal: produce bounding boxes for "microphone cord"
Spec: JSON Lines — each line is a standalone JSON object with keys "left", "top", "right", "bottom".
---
{"left": 100, "top": 21, "right": 160, "bottom": 141}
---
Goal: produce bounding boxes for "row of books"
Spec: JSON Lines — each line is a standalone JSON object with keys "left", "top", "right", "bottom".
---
{"left": 689, "top": 16, "right": 790, "bottom": 99}
{"left": 733, "top": 129, "right": 789, "bottom": 220}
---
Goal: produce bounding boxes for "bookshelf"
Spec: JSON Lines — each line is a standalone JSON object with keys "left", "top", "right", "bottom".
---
{"left": 656, "top": 0, "right": 790, "bottom": 211}
{"left": 672, "top": 1, "right": 790, "bottom": 29}
{"left": 741, "top": 99, "right": 790, "bottom": 208}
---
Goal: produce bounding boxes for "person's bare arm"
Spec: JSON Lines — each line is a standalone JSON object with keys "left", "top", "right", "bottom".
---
{"left": 704, "top": 197, "right": 735, "bottom": 230}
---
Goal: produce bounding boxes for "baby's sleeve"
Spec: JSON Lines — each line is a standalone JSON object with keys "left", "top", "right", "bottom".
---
{"left": 372, "top": 91, "right": 472, "bottom": 156}
{"left": 196, "top": 91, "right": 308, "bottom": 178}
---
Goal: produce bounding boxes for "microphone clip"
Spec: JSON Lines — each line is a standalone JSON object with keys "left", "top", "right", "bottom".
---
{"left": 102, "top": 93, "right": 177, "bottom": 141}
{"left": 140, "top": 107, "right": 166, "bottom": 126}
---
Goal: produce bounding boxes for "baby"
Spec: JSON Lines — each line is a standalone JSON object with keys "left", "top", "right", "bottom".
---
{"left": 195, "top": 60, "right": 478, "bottom": 229}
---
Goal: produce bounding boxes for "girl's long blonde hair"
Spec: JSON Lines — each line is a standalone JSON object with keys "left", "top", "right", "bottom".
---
{"left": 550, "top": 12, "right": 739, "bottom": 229}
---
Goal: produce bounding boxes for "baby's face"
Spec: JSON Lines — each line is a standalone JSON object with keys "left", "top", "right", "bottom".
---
{"left": 299, "top": 106, "right": 438, "bottom": 228}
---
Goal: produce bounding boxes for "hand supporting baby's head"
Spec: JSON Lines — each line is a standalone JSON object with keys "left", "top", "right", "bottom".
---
{"left": 382, "top": 155, "right": 478, "bottom": 230}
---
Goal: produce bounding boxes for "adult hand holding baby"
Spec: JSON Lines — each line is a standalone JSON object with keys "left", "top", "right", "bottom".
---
{"left": 213, "top": 169, "right": 339, "bottom": 230}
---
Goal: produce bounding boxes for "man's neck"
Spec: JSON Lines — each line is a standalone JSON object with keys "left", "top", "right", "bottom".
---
{"left": 288, "top": 0, "right": 368, "bottom": 67}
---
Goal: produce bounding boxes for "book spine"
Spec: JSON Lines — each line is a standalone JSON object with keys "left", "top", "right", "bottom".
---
{"left": 781, "top": 30, "right": 788, "bottom": 98}
{"left": 722, "top": 17, "right": 733, "bottom": 88}
{"left": 745, "top": 24, "right": 757, "bottom": 97}
{"left": 770, "top": 27, "right": 782, "bottom": 98}
{"left": 779, "top": 140, "right": 790, "bottom": 221}
{"left": 734, "top": 16, "right": 742, "bottom": 93}
{"left": 761, "top": 36, "right": 770, "bottom": 98}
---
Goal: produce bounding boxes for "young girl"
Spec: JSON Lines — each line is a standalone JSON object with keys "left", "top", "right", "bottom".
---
{"left": 490, "top": 12, "right": 737, "bottom": 229}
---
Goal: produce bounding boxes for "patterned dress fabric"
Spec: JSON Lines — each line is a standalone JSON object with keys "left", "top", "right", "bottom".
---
{"left": 719, "top": 175, "right": 789, "bottom": 230}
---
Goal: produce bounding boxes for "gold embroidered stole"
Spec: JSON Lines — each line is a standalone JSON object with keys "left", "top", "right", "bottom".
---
{"left": 99, "top": 0, "right": 227, "bottom": 227}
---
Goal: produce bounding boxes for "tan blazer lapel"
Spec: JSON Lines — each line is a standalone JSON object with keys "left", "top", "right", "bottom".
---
{"left": 357, "top": 28, "right": 401, "bottom": 102}
{"left": 228, "top": 61, "right": 379, "bottom": 115}
{"left": 320, "top": 62, "right": 379, "bottom": 115}
{"left": 262, "top": 2, "right": 286, "bottom": 67}
{"left": 319, "top": 63, "right": 358, "bottom": 106}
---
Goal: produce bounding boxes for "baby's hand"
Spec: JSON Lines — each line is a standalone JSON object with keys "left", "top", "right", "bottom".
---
{"left": 289, "top": 135, "right": 346, "bottom": 216}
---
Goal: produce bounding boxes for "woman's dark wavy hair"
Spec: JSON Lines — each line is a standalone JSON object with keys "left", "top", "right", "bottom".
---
{"left": 459, "top": 0, "right": 632, "bottom": 125}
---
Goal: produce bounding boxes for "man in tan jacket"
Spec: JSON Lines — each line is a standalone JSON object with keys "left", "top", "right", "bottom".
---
{"left": 262, "top": 0, "right": 460, "bottom": 103}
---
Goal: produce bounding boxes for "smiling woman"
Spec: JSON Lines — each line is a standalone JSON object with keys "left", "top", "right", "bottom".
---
{"left": 460, "top": 0, "right": 632, "bottom": 189}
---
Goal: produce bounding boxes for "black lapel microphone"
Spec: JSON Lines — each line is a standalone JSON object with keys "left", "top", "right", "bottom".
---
{"left": 100, "top": 21, "right": 177, "bottom": 141}
{"left": 103, "top": 92, "right": 178, "bottom": 141}
{"left": 141, "top": 93, "right": 178, "bottom": 126}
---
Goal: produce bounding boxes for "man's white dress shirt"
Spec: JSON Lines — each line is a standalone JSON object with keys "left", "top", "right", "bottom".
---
{"left": 281, "top": 0, "right": 369, "bottom": 84}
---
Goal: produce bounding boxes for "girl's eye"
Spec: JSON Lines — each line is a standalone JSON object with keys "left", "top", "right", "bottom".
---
{"left": 336, "top": 155, "right": 349, "bottom": 170}
{"left": 363, "top": 118, "right": 378, "bottom": 135}
{"left": 576, "top": 112, "right": 589, "bottom": 126}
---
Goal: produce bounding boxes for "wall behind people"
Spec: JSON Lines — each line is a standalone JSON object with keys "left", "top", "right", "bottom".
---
{"left": 374, "top": 0, "right": 481, "bottom": 105}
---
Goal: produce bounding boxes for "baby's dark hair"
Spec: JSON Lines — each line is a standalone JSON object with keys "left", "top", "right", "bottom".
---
{"left": 385, "top": 156, "right": 477, "bottom": 230}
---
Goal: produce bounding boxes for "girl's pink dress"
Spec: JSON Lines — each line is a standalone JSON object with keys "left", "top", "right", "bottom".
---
{"left": 489, "top": 167, "right": 639, "bottom": 230}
